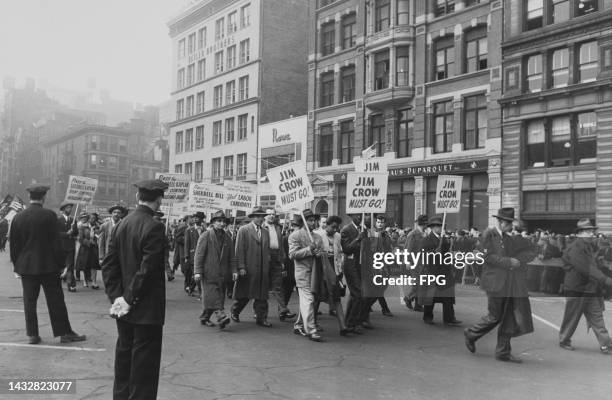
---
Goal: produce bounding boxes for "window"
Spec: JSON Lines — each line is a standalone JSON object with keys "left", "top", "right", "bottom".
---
{"left": 526, "top": 0, "right": 544, "bottom": 30}
{"left": 465, "top": 28, "right": 487, "bottom": 73}
{"left": 526, "top": 54, "right": 542, "bottom": 92}
{"left": 237, "top": 153, "right": 247, "bottom": 179}
{"left": 369, "top": 115, "right": 386, "bottom": 157}
{"left": 197, "top": 27, "right": 206, "bottom": 49}
{"left": 186, "top": 95, "right": 194, "bottom": 117}
{"left": 108, "top": 178, "right": 116, "bottom": 196}
{"left": 227, "top": 45, "right": 236, "bottom": 69}
{"left": 319, "top": 124, "right": 334, "bottom": 167}
{"left": 214, "top": 85, "right": 223, "bottom": 108}
{"left": 320, "top": 72, "right": 334, "bottom": 107}
{"left": 375, "top": 0, "right": 390, "bottom": 32}
{"left": 175, "top": 164, "right": 183, "bottom": 173}
{"left": 241, "top": 4, "right": 251, "bottom": 28}
{"left": 321, "top": 22, "right": 335, "bottom": 56}
{"left": 119, "top": 138, "right": 127, "bottom": 153}
{"left": 228, "top": 11, "right": 237, "bottom": 34}
{"left": 175, "top": 131, "right": 184, "bottom": 153}
{"left": 187, "top": 64, "right": 195, "bottom": 86}
{"left": 464, "top": 94, "right": 487, "bottom": 150}
{"left": 196, "top": 91, "right": 205, "bottom": 114}
{"left": 341, "top": 66, "right": 355, "bottom": 102}
{"left": 188, "top": 33, "right": 196, "bottom": 54}
{"left": 215, "top": 51, "right": 224, "bottom": 74}
{"left": 319, "top": 0, "right": 335, "bottom": 6}
{"left": 435, "top": 37, "right": 454, "bottom": 80}
{"left": 396, "top": 46, "right": 410, "bottom": 85}
{"left": 576, "top": 0, "right": 597, "bottom": 17}
{"left": 579, "top": 41, "right": 598, "bottom": 83}
{"left": 552, "top": 0, "right": 570, "bottom": 23}
{"left": 375, "top": 50, "right": 390, "bottom": 90}
{"left": 603, "top": 46, "right": 612, "bottom": 71}
{"left": 197, "top": 59, "right": 206, "bottom": 81}
{"left": 176, "top": 99, "right": 184, "bottom": 120}
{"left": 89, "top": 154, "right": 97, "bottom": 169}
{"left": 90, "top": 135, "right": 98, "bottom": 150}
{"left": 433, "top": 100, "right": 453, "bottom": 153}
{"left": 238, "top": 114, "right": 248, "bottom": 140}
{"left": 212, "top": 158, "right": 221, "bottom": 182}
{"left": 213, "top": 121, "right": 222, "bottom": 145}
{"left": 224, "top": 156, "right": 234, "bottom": 177}
{"left": 551, "top": 116, "right": 571, "bottom": 166}
{"left": 340, "top": 120, "right": 354, "bottom": 164}
{"left": 576, "top": 112, "right": 597, "bottom": 164}
{"left": 195, "top": 161, "right": 203, "bottom": 182}
{"left": 240, "top": 39, "right": 250, "bottom": 64}
{"left": 178, "top": 38, "right": 186, "bottom": 59}
{"left": 239, "top": 75, "right": 249, "bottom": 100}
{"left": 342, "top": 14, "right": 356, "bottom": 49}
{"left": 100, "top": 136, "right": 108, "bottom": 151}
{"left": 109, "top": 137, "right": 118, "bottom": 152}
{"left": 397, "top": 0, "right": 410, "bottom": 25}
{"left": 551, "top": 48, "right": 569, "bottom": 88}
{"left": 465, "top": 0, "right": 481, "bottom": 5}
{"left": 435, "top": 0, "right": 455, "bottom": 17}
{"left": 185, "top": 162, "right": 193, "bottom": 179}
{"left": 196, "top": 126, "right": 204, "bottom": 149}
{"left": 396, "top": 110, "right": 412, "bottom": 158}
{"left": 226, "top": 80, "right": 236, "bottom": 105}
{"left": 185, "top": 128, "right": 193, "bottom": 152}
{"left": 225, "top": 118, "right": 235, "bottom": 143}
{"left": 526, "top": 120, "right": 545, "bottom": 167}
{"left": 215, "top": 18, "right": 224, "bottom": 40}
{"left": 177, "top": 68, "right": 185, "bottom": 89}
{"left": 108, "top": 156, "right": 117, "bottom": 170}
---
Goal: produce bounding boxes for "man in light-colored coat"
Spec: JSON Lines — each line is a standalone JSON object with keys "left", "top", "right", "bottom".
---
{"left": 98, "top": 204, "right": 127, "bottom": 265}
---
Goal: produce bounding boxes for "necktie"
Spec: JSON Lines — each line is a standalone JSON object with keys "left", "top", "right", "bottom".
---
{"left": 257, "top": 226, "right": 261, "bottom": 239}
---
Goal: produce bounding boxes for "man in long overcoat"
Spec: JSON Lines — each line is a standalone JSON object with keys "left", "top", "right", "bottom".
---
{"left": 10, "top": 184, "right": 86, "bottom": 345}
{"left": 102, "top": 179, "right": 168, "bottom": 400}
{"left": 194, "top": 211, "right": 234, "bottom": 328}
{"left": 185, "top": 212, "right": 205, "bottom": 297}
{"left": 341, "top": 214, "right": 369, "bottom": 333}
{"left": 58, "top": 201, "right": 77, "bottom": 292}
{"left": 401, "top": 215, "right": 428, "bottom": 311}
{"left": 464, "top": 208, "right": 537, "bottom": 363}
{"left": 231, "top": 206, "right": 272, "bottom": 327}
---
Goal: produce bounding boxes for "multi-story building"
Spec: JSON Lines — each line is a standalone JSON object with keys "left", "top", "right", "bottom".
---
{"left": 167, "top": 0, "right": 309, "bottom": 187}
{"left": 40, "top": 122, "right": 163, "bottom": 211}
{"left": 307, "top": 0, "right": 503, "bottom": 230}
{"left": 499, "top": 0, "right": 612, "bottom": 234}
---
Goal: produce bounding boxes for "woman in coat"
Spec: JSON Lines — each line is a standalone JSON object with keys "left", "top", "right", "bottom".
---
{"left": 74, "top": 212, "right": 93, "bottom": 287}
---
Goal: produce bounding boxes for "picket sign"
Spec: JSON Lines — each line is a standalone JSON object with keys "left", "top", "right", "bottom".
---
{"left": 155, "top": 173, "right": 190, "bottom": 213}
{"left": 64, "top": 175, "right": 98, "bottom": 205}
{"left": 435, "top": 175, "right": 464, "bottom": 243}
{"left": 345, "top": 172, "right": 388, "bottom": 214}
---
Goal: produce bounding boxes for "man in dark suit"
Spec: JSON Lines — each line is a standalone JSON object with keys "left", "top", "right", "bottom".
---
{"left": 464, "top": 208, "right": 537, "bottom": 363}
{"left": 184, "top": 212, "right": 206, "bottom": 297}
{"left": 102, "top": 179, "right": 168, "bottom": 400}
{"left": 58, "top": 201, "right": 78, "bottom": 292}
{"left": 9, "top": 185, "right": 86, "bottom": 345}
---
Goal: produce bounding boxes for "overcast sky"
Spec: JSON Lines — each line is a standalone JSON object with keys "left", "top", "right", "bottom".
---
{"left": 0, "top": 0, "right": 189, "bottom": 105}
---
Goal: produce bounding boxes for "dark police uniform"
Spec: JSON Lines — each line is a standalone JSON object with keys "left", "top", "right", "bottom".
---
{"left": 102, "top": 179, "right": 168, "bottom": 400}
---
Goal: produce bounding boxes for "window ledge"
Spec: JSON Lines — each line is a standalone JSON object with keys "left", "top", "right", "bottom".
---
{"left": 500, "top": 77, "right": 612, "bottom": 104}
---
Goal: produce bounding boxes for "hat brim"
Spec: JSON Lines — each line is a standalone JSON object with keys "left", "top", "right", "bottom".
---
{"left": 492, "top": 214, "right": 515, "bottom": 222}
{"left": 248, "top": 212, "right": 267, "bottom": 218}
{"left": 575, "top": 225, "right": 598, "bottom": 232}
{"left": 427, "top": 222, "right": 442, "bottom": 227}
{"left": 108, "top": 206, "right": 127, "bottom": 214}
{"left": 60, "top": 203, "right": 74, "bottom": 210}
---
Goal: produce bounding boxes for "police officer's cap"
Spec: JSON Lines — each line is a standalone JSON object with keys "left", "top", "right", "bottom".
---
{"left": 26, "top": 184, "right": 50, "bottom": 195}
{"left": 134, "top": 179, "right": 169, "bottom": 196}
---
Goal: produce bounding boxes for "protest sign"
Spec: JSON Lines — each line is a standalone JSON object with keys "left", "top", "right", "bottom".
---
{"left": 354, "top": 157, "right": 388, "bottom": 173}
{"left": 64, "top": 175, "right": 98, "bottom": 205}
{"left": 435, "top": 175, "right": 463, "bottom": 214}
{"left": 155, "top": 173, "right": 190, "bottom": 202}
{"left": 266, "top": 161, "right": 313, "bottom": 211}
{"left": 345, "top": 172, "right": 388, "bottom": 214}
{"left": 224, "top": 181, "right": 257, "bottom": 212}
{"left": 187, "top": 183, "right": 226, "bottom": 214}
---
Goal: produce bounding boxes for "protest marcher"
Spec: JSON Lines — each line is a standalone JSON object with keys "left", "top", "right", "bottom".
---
{"left": 559, "top": 218, "right": 612, "bottom": 354}
{"left": 418, "top": 216, "right": 461, "bottom": 326}
{"left": 88, "top": 213, "right": 102, "bottom": 289}
{"left": 184, "top": 212, "right": 206, "bottom": 297}
{"left": 99, "top": 204, "right": 127, "bottom": 271}
{"left": 464, "top": 208, "right": 537, "bottom": 363}
{"left": 102, "top": 179, "right": 168, "bottom": 400}
{"left": 289, "top": 210, "right": 325, "bottom": 342}
{"left": 367, "top": 215, "right": 394, "bottom": 318}
{"left": 153, "top": 211, "right": 174, "bottom": 282}
{"left": 58, "top": 201, "right": 78, "bottom": 292}
{"left": 9, "top": 184, "right": 86, "bottom": 345}
{"left": 341, "top": 214, "right": 369, "bottom": 334}
{"left": 402, "top": 215, "right": 428, "bottom": 311}
{"left": 0, "top": 216, "right": 8, "bottom": 251}
{"left": 194, "top": 211, "right": 233, "bottom": 328}
{"left": 75, "top": 212, "right": 94, "bottom": 288}
{"left": 231, "top": 206, "right": 272, "bottom": 327}
{"left": 282, "top": 222, "right": 298, "bottom": 314}
{"left": 264, "top": 209, "right": 296, "bottom": 321}
{"left": 173, "top": 217, "right": 187, "bottom": 284}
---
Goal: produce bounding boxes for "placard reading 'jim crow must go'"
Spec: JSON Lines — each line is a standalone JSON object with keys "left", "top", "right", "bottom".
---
{"left": 266, "top": 161, "right": 314, "bottom": 211}
{"left": 435, "top": 175, "right": 463, "bottom": 214}
{"left": 345, "top": 172, "right": 388, "bottom": 214}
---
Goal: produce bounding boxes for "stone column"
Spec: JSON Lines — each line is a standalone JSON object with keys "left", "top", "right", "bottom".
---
{"left": 487, "top": 157, "right": 502, "bottom": 229}
{"left": 596, "top": 107, "right": 612, "bottom": 234}
{"left": 389, "top": 45, "right": 396, "bottom": 87}
{"left": 414, "top": 176, "right": 425, "bottom": 219}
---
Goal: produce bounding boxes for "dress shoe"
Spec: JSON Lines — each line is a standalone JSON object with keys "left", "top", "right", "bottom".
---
{"left": 413, "top": 305, "right": 424, "bottom": 312}
{"left": 315, "top": 324, "right": 324, "bottom": 333}
{"left": 68, "top": 287, "right": 77, "bottom": 293}
{"left": 28, "top": 335, "right": 41, "bottom": 344}
{"left": 308, "top": 332, "right": 324, "bottom": 342}
{"left": 348, "top": 325, "right": 363, "bottom": 335}
{"left": 256, "top": 319, "right": 272, "bottom": 328}
{"left": 361, "top": 321, "right": 374, "bottom": 329}
{"left": 404, "top": 297, "right": 413, "bottom": 310}
{"left": 293, "top": 326, "right": 307, "bottom": 336}
{"left": 495, "top": 354, "right": 523, "bottom": 363}
{"left": 382, "top": 309, "right": 394, "bottom": 317}
{"left": 60, "top": 331, "right": 86, "bottom": 343}
{"left": 230, "top": 313, "right": 240, "bottom": 323}
{"left": 91, "top": 284, "right": 100, "bottom": 290}
{"left": 600, "top": 345, "right": 611, "bottom": 354}
{"left": 464, "top": 329, "right": 476, "bottom": 353}
{"left": 559, "top": 342, "right": 575, "bottom": 351}
{"left": 167, "top": 276, "right": 175, "bottom": 282}
{"left": 218, "top": 315, "right": 230, "bottom": 330}
{"left": 423, "top": 319, "right": 435, "bottom": 325}
{"left": 279, "top": 311, "right": 296, "bottom": 322}
{"left": 339, "top": 328, "right": 350, "bottom": 336}
{"left": 201, "top": 320, "right": 216, "bottom": 327}
{"left": 444, "top": 319, "right": 462, "bottom": 326}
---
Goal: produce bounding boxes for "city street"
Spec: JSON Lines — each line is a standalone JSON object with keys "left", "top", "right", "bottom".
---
{"left": 0, "top": 251, "right": 611, "bottom": 400}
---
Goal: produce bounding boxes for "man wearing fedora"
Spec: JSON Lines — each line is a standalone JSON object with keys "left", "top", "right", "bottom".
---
{"left": 10, "top": 184, "right": 86, "bottom": 345}
{"left": 99, "top": 204, "right": 127, "bottom": 268}
{"left": 559, "top": 218, "right": 612, "bottom": 354}
{"left": 464, "top": 208, "right": 537, "bottom": 363}
{"left": 194, "top": 211, "right": 233, "bottom": 329}
{"left": 419, "top": 216, "right": 461, "bottom": 326}
{"left": 231, "top": 206, "right": 272, "bottom": 327}
{"left": 401, "top": 214, "right": 428, "bottom": 311}
{"left": 58, "top": 201, "right": 78, "bottom": 292}
{"left": 185, "top": 212, "right": 206, "bottom": 297}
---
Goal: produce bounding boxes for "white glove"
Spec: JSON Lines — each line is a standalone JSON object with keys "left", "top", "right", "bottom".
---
{"left": 110, "top": 296, "right": 131, "bottom": 318}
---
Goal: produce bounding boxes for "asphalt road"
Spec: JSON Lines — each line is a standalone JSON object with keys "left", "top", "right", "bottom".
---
{"left": 1, "top": 250, "right": 611, "bottom": 400}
